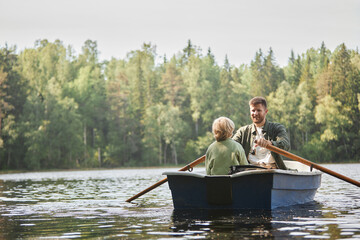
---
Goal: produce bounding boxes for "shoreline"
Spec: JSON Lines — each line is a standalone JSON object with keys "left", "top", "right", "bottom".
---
{"left": 1, "top": 161, "right": 359, "bottom": 175}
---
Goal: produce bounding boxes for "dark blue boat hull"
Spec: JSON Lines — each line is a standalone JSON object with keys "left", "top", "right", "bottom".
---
{"left": 164, "top": 164, "right": 321, "bottom": 210}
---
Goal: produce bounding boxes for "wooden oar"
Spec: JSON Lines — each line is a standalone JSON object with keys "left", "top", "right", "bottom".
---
{"left": 266, "top": 144, "right": 360, "bottom": 187}
{"left": 125, "top": 155, "right": 206, "bottom": 203}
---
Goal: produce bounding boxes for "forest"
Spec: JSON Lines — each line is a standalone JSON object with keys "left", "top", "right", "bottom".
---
{"left": 0, "top": 39, "right": 359, "bottom": 170}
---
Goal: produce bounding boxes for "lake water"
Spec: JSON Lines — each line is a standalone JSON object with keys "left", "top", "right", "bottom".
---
{"left": 0, "top": 163, "right": 359, "bottom": 239}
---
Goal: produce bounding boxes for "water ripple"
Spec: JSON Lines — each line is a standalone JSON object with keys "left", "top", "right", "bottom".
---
{"left": 0, "top": 165, "right": 359, "bottom": 239}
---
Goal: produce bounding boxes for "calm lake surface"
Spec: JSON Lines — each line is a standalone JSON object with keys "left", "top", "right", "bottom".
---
{"left": 0, "top": 163, "right": 359, "bottom": 239}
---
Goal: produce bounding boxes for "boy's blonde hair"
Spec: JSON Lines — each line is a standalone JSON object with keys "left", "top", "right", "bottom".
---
{"left": 212, "top": 117, "right": 235, "bottom": 141}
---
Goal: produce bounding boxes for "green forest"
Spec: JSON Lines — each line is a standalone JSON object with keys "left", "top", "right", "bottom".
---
{"left": 0, "top": 39, "right": 359, "bottom": 170}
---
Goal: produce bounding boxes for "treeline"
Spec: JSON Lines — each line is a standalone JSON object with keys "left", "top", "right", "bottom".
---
{"left": 0, "top": 39, "right": 359, "bottom": 170}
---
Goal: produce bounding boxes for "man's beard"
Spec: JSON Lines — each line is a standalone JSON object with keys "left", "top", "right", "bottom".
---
{"left": 252, "top": 116, "right": 264, "bottom": 124}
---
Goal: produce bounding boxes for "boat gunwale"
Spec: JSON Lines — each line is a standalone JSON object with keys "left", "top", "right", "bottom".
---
{"left": 163, "top": 168, "right": 322, "bottom": 178}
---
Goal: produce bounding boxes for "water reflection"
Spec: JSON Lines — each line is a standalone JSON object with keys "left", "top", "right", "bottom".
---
{"left": 0, "top": 165, "right": 359, "bottom": 239}
{"left": 172, "top": 209, "right": 273, "bottom": 238}
{"left": 171, "top": 202, "right": 325, "bottom": 239}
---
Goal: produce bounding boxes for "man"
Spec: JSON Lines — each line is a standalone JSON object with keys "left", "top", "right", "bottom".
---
{"left": 232, "top": 97, "right": 290, "bottom": 169}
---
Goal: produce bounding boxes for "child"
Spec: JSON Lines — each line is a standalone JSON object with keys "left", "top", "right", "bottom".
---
{"left": 205, "top": 117, "right": 248, "bottom": 175}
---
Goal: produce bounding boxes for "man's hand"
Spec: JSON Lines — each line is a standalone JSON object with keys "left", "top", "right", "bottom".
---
{"left": 255, "top": 138, "right": 272, "bottom": 148}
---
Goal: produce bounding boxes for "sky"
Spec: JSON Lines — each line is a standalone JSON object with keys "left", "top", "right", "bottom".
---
{"left": 1, "top": 0, "right": 359, "bottom": 67}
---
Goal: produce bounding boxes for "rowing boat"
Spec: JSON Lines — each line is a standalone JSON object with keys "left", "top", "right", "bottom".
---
{"left": 163, "top": 160, "right": 321, "bottom": 210}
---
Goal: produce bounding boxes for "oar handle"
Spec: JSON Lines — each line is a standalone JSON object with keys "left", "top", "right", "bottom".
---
{"left": 266, "top": 144, "right": 360, "bottom": 187}
{"left": 125, "top": 155, "right": 206, "bottom": 202}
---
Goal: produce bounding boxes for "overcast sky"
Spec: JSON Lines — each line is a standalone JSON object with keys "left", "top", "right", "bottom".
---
{"left": 1, "top": 0, "right": 359, "bottom": 66}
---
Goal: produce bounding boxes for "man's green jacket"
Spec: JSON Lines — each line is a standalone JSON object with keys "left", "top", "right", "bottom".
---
{"left": 232, "top": 120, "right": 290, "bottom": 170}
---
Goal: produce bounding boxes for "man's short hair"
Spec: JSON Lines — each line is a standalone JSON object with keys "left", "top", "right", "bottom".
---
{"left": 249, "top": 97, "right": 267, "bottom": 109}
